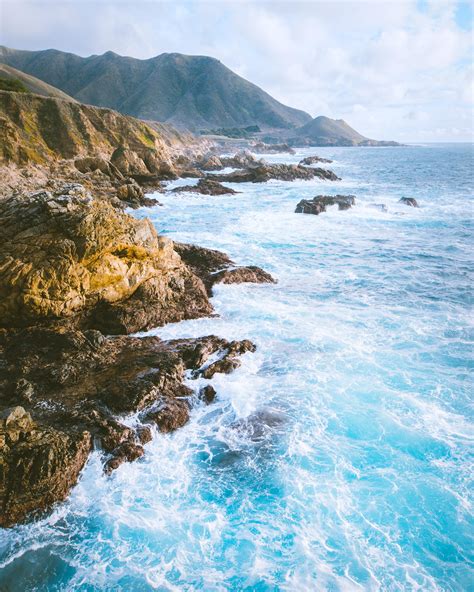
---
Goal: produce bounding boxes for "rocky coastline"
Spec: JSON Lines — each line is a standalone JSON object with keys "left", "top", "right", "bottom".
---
{"left": 0, "top": 90, "right": 343, "bottom": 527}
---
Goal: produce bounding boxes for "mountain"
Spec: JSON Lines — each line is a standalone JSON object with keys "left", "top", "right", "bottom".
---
{"left": 291, "top": 115, "right": 400, "bottom": 146}
{"left": 0, "top": 63, "right": 77, "bottom": 101}
{"left": 0, "top": 46, "right": 312, "bottom": 131}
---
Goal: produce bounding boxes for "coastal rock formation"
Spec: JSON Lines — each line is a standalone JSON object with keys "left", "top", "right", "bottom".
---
{"left": 295, "top": 194, "right": 356, "bottom": 215}
{"left": 0, "top": 90, "right": 176, "bottom": 169}
{"left": 172, "top": 178, "right": 238, "bottom": 196}
{"left": 251, "top": 142, "right": 295, "bottom": 154}
{"left": 0, "top": 327, "right": 256, "bottom": 526}
{"left": 210, "top": 163, "right": 340, "bottom": 183}
{"left": 0, "top": 405, "right": 92, "bottom": 527}
{"left": 219, "top": 150, "right": 263, "bottom": 169}
{"left": 0, "top": 183, "right": 212, "bottom": 332}
{"left": 198, "top": 155, "right": 224, "bottom": 171}
{"left": 299, "top": 155, "right": 333, "bottom": 165}
{"left": 399, "top": 197, "right": 419, "bottom": 207}
{"left": 174, "top": 242, "right": 276, "bottom": 294}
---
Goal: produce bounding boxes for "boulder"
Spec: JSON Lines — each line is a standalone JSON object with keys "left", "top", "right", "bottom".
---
{"left": 299, "top": 155, "right": 333, "bottom": 165}
{"left": 198, "top": 155, "right": 224, "bottom": 171}
{"left": 295, "top": 194, "right": 356, "bottom": 215}
{"left": 172, "top": 178, "right": 238, "bottom": 196}
{"left": 399, "top": 197, "right": 419, "bottom": 207}
{"left": 74, "top": 156, "right": 124, "bottom": 180}
{"left": 0, "top": 183, "right": 212, "bottom": 332}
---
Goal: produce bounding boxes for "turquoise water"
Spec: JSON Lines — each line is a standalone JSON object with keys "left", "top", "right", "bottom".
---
{"left": 1, "top": 144, "right": 473, "bottom": 591}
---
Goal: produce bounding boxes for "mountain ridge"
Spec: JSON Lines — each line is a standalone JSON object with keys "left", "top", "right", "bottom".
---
{"left": 0, "top": 46, "right": 312, "bottom": 131}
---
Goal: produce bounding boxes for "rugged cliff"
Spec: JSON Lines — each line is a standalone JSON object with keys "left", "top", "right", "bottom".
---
{"left": 0, "top": 182, "right": 276, "bottom": 526}
{"left": 0, "top": 89, "right": 177, "bottom": 167}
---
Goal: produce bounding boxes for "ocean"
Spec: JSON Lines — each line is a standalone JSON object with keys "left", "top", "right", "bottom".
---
{"left": 1, "top": 143, "right": 473, "bottom": 591}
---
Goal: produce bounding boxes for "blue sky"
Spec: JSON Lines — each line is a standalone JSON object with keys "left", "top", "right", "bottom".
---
{"left": 1, "top": 0, "right": 472, "bottom": 141}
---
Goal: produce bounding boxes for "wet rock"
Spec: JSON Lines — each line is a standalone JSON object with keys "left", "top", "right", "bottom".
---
{"left": 192, "top": 339, "right": 256, "bottom": 379}
{"left": 136, "top": 425, "right": 153, "bottom": 445}
{"left": 212, "top": 266, "right": 276, "bottom": 286}
{"left": 144, "top": 399, "right": 190, "bottom": 433}
{"left": 230, "top": 409, "right": 286, "bottom": 442}
{"left": 295, "top": 194, "right": 356, "bottom": 215}
{"left": 174, "top": 242, "right": 276, "bottom": 295}
{"left": 399, "top": 197, "right": 419, "bottom": 207}
{"left": 210, "top": 163, "right": 340, "bottom": 183}
{"left": 0, "top": 184, "right": 211, "bottom": 332}
{"left": 299, "top": 155, "right": 333, "bottom": 165}
{"left": 0, "top": 406, "right": 92, "bottom": 527}
{"left": 104, "top": 441, "right": 144, "bottom": 475}
{"left": 172, "top": 178, "right": 238, "bottom": 196}
{"left": 0, "top": 327, "right": 256, "bottom": 525}
{"left": 199, "top": 385, "right": 217, "bottom": 404}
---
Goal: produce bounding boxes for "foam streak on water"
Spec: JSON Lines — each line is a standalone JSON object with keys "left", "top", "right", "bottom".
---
{"left": 1, "top": 144, "right": 473, "bottom": 591}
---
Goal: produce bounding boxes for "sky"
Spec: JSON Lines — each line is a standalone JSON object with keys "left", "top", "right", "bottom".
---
{"left": 1, "top": 0, "right": 473, "bottom": 142}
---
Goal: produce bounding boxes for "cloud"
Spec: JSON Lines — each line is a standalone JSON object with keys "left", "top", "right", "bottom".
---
{"left": 0, "top": 0, "right": 472, "bottom": 141}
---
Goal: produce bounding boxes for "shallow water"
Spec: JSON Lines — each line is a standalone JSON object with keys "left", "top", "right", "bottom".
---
{"left": 1, "top": 144, "right": 473, "bottom": 591}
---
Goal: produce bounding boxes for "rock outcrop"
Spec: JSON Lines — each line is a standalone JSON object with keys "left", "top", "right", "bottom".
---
{"left": 0, "top": 327, "right": 255, "bottom": 526}
{"left": 251, "top": 142, "right": 295, "bottom": 154}
{"left": 174, "top": 242, "right": 276, "bottom": 295}
{"left": 210, "top": 163, "right": 340, "bottom": 183}
{"left": 172, "top": 178, "right": 238, "bottom": 196}
{"left": 299, "top": 155, "right": 333, "bottom": 165}
{"left": 0, "top": 90, "right": 210, "bottom": 207}
{"left": 219, "top": 150, "right": 263, "bottom": 169}
{"left": 0, "top": 184, "right": 212, "bottom": 332}
{"left": 295, "top": 194, "right": 356, "bottom": 215}
{"left": 399, "top": 197, "right": 419, "bottom": 207}
{"left": 0, "top": 176, "right": 277, "bottom": 526}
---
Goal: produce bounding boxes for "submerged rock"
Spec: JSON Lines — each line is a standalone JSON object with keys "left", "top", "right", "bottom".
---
{"left": 174, "top": 242, "right": 277, "bottom": 295}
{"left": 299, "top": 155, "right": 333, "bottom": 165}
{"left": 295, "top": 194, "right": 356, "bottom": 215}
{"left": 399, "top": 197, "right": 419, "bottom": 207}
{"left": 172, "top": 178, "right": 238, "bottom": 196}
{"left": 0, "top": 327, "right": 256, "bottom": 526}
{"left": 210, "top": 163, "right": 340, "bottom": 183}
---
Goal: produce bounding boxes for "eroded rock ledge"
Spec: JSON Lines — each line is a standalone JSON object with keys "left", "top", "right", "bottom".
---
{"left": 0, "top": 328, "right": 255, "bottom": 526}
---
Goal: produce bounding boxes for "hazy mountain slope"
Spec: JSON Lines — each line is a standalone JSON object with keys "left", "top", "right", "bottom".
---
{"left": 292, "top": 115, "right": 399, "bottom": 146}
{"left": 0, "top": 46, "right": 312, "bottom": 130}
{"left": 0, "top": 63, "right": 77, "bottom": 101}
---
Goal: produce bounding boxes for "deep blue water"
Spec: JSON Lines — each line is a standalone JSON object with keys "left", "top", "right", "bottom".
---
{"left": 1, "top": 144, "right": 473, "bottom": 591}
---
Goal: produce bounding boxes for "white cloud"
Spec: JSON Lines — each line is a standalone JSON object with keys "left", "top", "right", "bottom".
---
{"left": 0, "top": 0, "right": 472, "bottom": 141}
